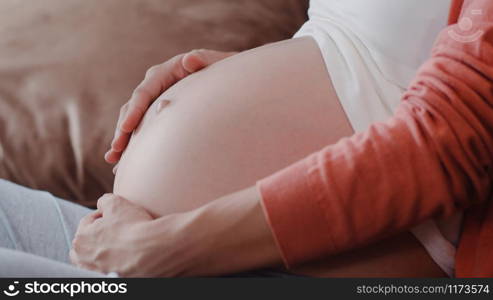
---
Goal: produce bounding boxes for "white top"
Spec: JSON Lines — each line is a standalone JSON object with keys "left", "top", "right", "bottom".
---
{"left": 295, "top": 0, "right": 451, "bottom": 131}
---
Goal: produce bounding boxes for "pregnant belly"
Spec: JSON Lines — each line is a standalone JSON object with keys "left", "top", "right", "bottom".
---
{"left": 113, "top": 37, "right": 352, "bottom": 217}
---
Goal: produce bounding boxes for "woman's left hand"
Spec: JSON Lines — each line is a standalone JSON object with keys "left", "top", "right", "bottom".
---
{"left": 70, "top": 194, "right": 192, "bottom": 277}
{"left": 71, "top": 187, "right": 282, "bottom": 277}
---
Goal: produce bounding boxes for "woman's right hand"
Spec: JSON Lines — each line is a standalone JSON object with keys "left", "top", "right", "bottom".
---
{"left": 105, "top": 49, "right": 238, "bottom": 165}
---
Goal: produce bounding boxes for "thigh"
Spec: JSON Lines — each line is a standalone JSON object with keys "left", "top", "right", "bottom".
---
{"left": 292, "top": 232, "right": 447, "bottom": 277}
{"left": 0, "top": 247, "right": 105, "bottom": 277}
{"left": 0, "top": 179, "right": 93, "bottom": 263}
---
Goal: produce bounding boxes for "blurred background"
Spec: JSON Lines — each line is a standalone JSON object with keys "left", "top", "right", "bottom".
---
{"left": 0, "top": 0, "right": 308, "bottom": 206}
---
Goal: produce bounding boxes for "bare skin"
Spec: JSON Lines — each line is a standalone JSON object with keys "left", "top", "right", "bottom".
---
{"left": 113, "top": 37, "right": 353, "bottom": 216}
{"left": 73, "top": 38, "right": 446, "bottom": 277}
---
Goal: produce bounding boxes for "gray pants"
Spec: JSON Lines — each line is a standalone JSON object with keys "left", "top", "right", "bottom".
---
{"left": 0, "top": 179, "right": 105, "bottom": 277}
{"left": 0, "top": 179, "right": 300, "bottom": 278}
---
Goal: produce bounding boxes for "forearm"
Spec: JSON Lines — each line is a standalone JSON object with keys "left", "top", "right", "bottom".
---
{"left": 150, "top": 186, "right": 282, "bottom": 276}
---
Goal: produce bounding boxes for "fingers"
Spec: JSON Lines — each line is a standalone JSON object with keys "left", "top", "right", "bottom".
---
{"left": 96, "top": 193, "right": 137, "bottom": 218}
{"left": 104, "top": 150, "right": 122, "bottom": 164}
{"left": 69, "top": 237, "right": 100, "bottom": 271}
{"left": 72, "top": 210, "right": 102, "bottom": 268}
{"left": 69, "top": 248, "right": 79, "bottom": 266}
{"left": 78, "top": 210, "right": 102, "bottom": 228}
{"left": 111, "top": 133, "right": 130, "bottom": 154}
{"left": 96, "top": 194, "right": 121, "bottom": 214}
{"left": 182, "top": 49, "right": 237, "bottom": 73}
{"left": 69, "top": 244, "right": 87, "bottom": 268}
{"left": 106, "top": 54, "right": 189, "bottom": 164}
{"left": 111, "top": 104, "right": 131, "bottom": 152}
{"left": 120, "top": 54, "right": 189, "bottom": 134}
{"left": 106, "top": 49, "right": 237, "bottom": 165}
{"left": 105, "top": 103, "right": 130, "bottom": 164}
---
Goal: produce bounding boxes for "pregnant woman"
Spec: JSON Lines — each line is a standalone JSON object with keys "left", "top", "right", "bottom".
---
{"left": 109, "top": 0, "right": 458, "bottom": 277}
{"left": 3, "top": 0, "right": 492, "bottom": 277}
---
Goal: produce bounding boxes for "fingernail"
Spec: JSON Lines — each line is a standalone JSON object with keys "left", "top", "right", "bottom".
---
{"left": 111, "top": 139, "right": 122, "bottom": 152}
{"left": 110, "top": 139, "right": 117, "bottom": 149}
{"left": 156, "top": 100, "right": 171, "bottom": 113}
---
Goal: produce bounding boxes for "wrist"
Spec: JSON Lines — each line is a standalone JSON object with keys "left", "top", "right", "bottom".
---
{"left": 141, "top": 211, "right": 202, "bottom": 276}
{"left": 183, "top": 186, "right": 283, "bottom": 275}
{"left": 146, "top": 185, "right": 283, "bottom": 276}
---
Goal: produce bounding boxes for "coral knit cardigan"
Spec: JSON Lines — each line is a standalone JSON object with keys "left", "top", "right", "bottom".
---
{"left": 258, "top": 0, "right": 493, "bottom": 277}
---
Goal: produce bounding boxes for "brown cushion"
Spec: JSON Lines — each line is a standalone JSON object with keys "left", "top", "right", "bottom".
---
{"left": 0, "top": 0, "right": 308, "bottom": 206}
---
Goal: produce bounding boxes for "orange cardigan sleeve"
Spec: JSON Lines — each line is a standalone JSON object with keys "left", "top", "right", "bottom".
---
{"left": 257, "top": 0, "right": 493, "bottom": 269}
{"left": 449, "top": 0, "right": 464, "bottom": 24}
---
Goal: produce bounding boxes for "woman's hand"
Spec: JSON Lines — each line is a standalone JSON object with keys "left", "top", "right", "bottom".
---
{"left": 69, "top": 194, "right": 157, "bottom": 276}
{"left": 70, "top": 193, "right": 206, "bottom": 277}
{"left": 105, "top": 49, "right": 237, "bottom": 165}
{"left": 70, "top": 187, "right": 282, "bottom": 277}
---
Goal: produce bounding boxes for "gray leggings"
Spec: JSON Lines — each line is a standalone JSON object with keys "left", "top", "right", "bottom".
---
{"left": 0, "top": 179, "right": 105, "bottom": 277}
{"left": 0, "top": 179, "right": 300, "bottom": 278}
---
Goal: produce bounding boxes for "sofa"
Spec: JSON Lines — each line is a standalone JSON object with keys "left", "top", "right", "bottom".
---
{"left": 0, "top": 0, "right": 308, "bottom": 206}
